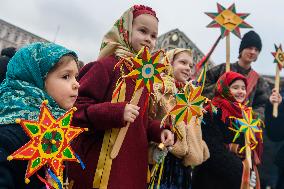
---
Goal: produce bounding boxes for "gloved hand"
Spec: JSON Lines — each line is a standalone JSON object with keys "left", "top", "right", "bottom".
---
{"left": 249, "top": 171, "right": 256, "bottom": 188}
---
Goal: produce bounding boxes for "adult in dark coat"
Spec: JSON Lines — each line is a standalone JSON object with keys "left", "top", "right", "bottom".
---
{"left": 265, "top": 89, "right": 284, "bottom": 189}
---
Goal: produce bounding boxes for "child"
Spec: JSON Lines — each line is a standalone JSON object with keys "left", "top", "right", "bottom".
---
{"left": 0, "top": 42, "right": 79, "bottom": 189}
{"left": 67, "top": 5, "right": 174, "bottom": 189}
{"left": 148, "top": 48, "right": 209, "bottom": 189}
{"left": 192, "top": 71, "right": 262, "bottom": 189}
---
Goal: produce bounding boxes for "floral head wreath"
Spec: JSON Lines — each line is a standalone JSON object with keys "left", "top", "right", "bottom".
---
{"left": 133, "top": 5, "right": 159, "bottom": 21}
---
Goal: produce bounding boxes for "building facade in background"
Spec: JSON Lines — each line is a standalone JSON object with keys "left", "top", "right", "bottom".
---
{"left": 155, "top": 28, "right": 214, "bottom": 70}
{"left": 0, "top": 18, "right": 48, "bottom": 51}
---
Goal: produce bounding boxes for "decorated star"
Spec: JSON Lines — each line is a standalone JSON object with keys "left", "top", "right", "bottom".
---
{"left": 125, "top": 46, "right": 166, "bottom": 93}
{"left": 230, "top": 105, "right": 263, "bottom": 152}
{"left": 205, "top": 3, "right": 252, "bottom": 38}
{"left": 7, "top": 100, "right": 86, "bottom": 183}
{"left": 169, "top": 83, "right": 207, "bottom": 126}
{"left": 272, "top": 44, "right": 284, "bottom": 70}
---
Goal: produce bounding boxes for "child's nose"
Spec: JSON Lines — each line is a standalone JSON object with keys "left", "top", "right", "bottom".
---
{"left": 145, "top": 35, "right": 152, "bottom": 44}
{"left": 73, "top": 81, "right": 80, "bottom": 89}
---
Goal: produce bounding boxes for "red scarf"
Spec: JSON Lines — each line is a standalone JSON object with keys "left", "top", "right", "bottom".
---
{"left": 205, "top": 71, "right": 248, "bottom": 122}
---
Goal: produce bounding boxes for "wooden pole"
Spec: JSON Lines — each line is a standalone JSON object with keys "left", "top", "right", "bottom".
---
{"left": 226, "top": 33, "right": 231, "bottom": 72}
{"left": 110, "top": 87, "right": 144, "bottom": 159}
{"left": 273, "top": 65, "right": 280, "bottom": 117}
{"left": 245, "top": 133, "right": 254, "bottom": 189}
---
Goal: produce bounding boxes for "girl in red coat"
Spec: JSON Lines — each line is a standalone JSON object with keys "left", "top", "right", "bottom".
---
{"left": 68, "top": 5, "right": 174, "bottom": 189}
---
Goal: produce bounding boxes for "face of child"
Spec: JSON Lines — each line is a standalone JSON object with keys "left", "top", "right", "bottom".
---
{"left": 131, "top": 14, "right": 158, "bottom": 53}
{"left": 172, "top": 51, "right": 193, "bottom": 83}
{"left": 45, "top": 59, "right": 79, "bottom": 110}
{"left": 239, "top": 46, "right": 259, "bottom": 63}
{"left": 229, "top": 79, "right": 246, "bottom": 103}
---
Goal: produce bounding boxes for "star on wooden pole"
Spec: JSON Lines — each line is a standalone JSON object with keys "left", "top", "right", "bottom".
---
{"left": 110, "top": 46, "right": 166, "bottom": 159}
{"left": 230, "top": 105, "right": 263, "bottom": 172}
{"left": 205, "top": 3, "right": 252, "bottom": 38}
{"left": 205, "top": 3, "right": 252, "bottom": 72}
{"left": 271, "top": 44, "right": 284, "bottom": 117}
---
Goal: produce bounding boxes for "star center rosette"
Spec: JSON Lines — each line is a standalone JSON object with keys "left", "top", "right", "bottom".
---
{"left": 7, "top": 100, "right": 87, "bottom": 188}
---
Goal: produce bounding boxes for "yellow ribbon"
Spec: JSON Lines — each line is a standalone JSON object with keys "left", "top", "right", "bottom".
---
{"left": 93, "top": 78, "right": 126, "bottom": 188}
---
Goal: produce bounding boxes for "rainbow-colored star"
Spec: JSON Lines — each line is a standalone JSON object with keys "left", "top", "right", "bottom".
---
{"left": 272, "top": 44, "right": 284, "bottom": 70}
{"left": 230, "top": 105, "right": 263, "bottom": 152}
{"left": 205, "top": 3, "right": 252, "bottom": 38}
{"left": 170, "top": 83, "right": 207, "bottom": 126}
{"left": 125, "top": 47, "right": 166, "bottom": 93}
{"left": 7, "top": 100, "right": 86, "bottom": 182}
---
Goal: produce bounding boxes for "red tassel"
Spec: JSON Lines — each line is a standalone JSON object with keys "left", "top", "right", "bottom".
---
{"left": 140, "top": 92, "right": 150, "bottom": 117}
{"left": 112, "top": 80, "right": 124, "bottom": 99}
{"left": 36, "top": 174, "right": 54, "bottom": 189}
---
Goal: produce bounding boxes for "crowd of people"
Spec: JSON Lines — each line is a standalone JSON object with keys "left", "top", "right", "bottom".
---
{"left": 0, "top": 4, "right": 283, "bottom": 189}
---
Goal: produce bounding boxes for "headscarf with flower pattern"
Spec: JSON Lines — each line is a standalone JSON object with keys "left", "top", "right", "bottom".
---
{"left": 0, "top": 42, "right": 77, "bottom": 124}
{"left": 205, "top": 71, "right": 248, "bottom": 123}
{"left": 98, "top": 5, "right": 158, "bottom": 60}
{"left": 164, "top": 48, "right": 192, "bottom": 76}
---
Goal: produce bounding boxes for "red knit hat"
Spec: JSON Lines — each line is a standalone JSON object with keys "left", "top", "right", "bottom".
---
{"left": 133, "top": 5, "right": 158, "bottom": 21}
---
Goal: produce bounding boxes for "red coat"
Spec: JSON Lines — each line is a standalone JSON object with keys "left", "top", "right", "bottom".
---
{"left": 68, "top": 55, "right": 162, "bottom": 189}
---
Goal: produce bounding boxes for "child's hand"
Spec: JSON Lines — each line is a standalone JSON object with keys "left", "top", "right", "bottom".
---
{"left": 123, "top": 104, "right": 140, "bottom": 123}
{"left": 161, "top": 129, "right": 174, "bottom": 147}
{"left": 153, "top": 146, "right": 168, "bottom": 164}
{"left": 269, "top": 88, "right": 282, "bottom": 104}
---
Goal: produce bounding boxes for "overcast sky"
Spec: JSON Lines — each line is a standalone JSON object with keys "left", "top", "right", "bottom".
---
{"left": 0, "top": 0, "right": 283, "bottom": 76}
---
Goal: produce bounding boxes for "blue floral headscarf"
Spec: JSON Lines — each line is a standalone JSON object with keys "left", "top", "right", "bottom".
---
{"left": 0, "top": 42, "right": 78, "bottom": 125}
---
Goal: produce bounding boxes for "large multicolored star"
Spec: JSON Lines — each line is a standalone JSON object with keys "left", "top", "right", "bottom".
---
{"left": 170, "top": 83, "right": 207, "bottom": 127}
{"left": 7, "top": 100, "right": 86, "bottom": 182}
{"left": 205, "top": 3, "right": 252, "bottom": 38}
{"left": 125, "top": 47, "right": 166, "bottom": 93}
{"left": 230, "top": 105, "right": 263, "bottom": 152}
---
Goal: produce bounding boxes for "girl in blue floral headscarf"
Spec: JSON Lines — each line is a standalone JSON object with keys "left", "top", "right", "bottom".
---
{"left": 0, "top": 42, "right": 79, "bottom": 188}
